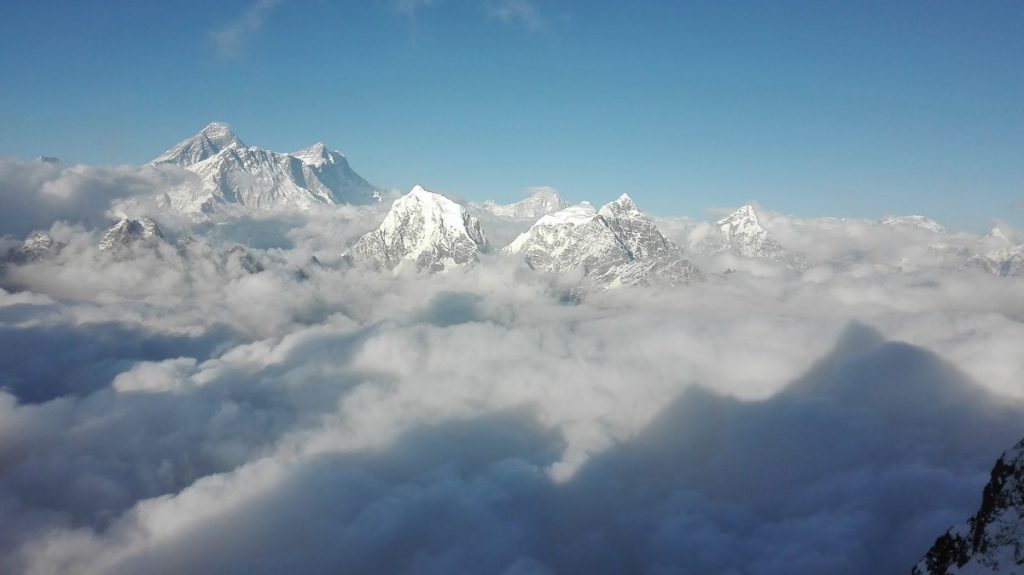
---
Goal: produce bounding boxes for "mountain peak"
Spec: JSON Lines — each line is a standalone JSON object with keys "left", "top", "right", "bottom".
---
{"left": 154, "top": 124, "right": 380, "bottom": 213}
{"left": 292, "top": 142, "right": 343, "bottom": 168}
{"left": 6, "top": 232, "right": 66, "bottom": 264}
{"left": 480, "top": 186, "right": 569, "bottom": 219}
{"left": 98, "top": 216, "right": 164, "bottom": 253}
{"left": 881, "top": 215, "right": 946, "bottom": 234}
{"left": 981, "top": 227, "right": 1011, "bottom": 244}
{"left": 714, "top": 204, "right": 788, "bottom": 259}
{"left": 719, "top": 204, "right": 758, "bottom": 225}
{"left": 153, "top": 121, "right": 244, "bottom": 167}
{"left": 599, "top": 194, "right": 640, "bottom": 218}
{"left": 506, "top": 195, "right": 700, "bottom": 289}
{"left": 348, "top": 186, "right": 488, "bottom": 273}
{"left": 200, "top": 121, "right": 235, "bottom": 139}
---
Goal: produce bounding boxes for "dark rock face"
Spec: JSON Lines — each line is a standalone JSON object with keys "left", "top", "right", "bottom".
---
{"left": 913, "top": 438, "right": 1024, "bottom": 574}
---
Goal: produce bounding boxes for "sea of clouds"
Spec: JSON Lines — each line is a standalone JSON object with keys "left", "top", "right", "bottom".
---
{"left": 1, "top": 157, "right": 1023, "bottom": 574}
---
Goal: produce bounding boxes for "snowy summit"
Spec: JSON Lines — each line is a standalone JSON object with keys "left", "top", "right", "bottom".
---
{"left": 505, "top": 193, "right": 700, "bottom": 289}
{"left": 153, "top": 122, "right": 380, "bottom": 215}
{"left": 481, "top": 188, "right": 569, "bottom": 219}
{"left": 347, "top": 185, "right": 489, "bottom": 273}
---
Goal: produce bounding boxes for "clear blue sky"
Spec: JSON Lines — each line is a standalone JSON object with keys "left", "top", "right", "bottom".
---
{"left": 1, "top": 0, "right": 1022, "bottom": 231}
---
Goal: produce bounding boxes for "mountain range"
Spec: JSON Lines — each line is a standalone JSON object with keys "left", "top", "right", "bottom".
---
{"left": 504, "top": 194, "right": 701, "bottom": 288}
{"left": 7, "top": 122, "right": 1023, "bottom": 286}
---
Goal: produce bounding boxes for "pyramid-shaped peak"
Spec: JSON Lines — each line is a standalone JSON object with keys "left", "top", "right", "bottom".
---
{"left": 348, "top": 185, "right": 487, "bottom": 273}
{"left": 201, "top": 121, "right": 235, "bottom": 138}
{"left": 721, "top": 204, "right": 758, "bottom": 224}
{"left": 598, "top": 193, "right": 642, "bottom": 219}
{"left": 153, "top": 122, "right": 244, "bottom": 167}
{"left": 981, "top": 226, "right": 1011, "bottom": 243}
{"left": 195, "top": 122, "right": 243, "bottom": 149}
{"left": 292, "top": 142, "right": 344, "bottom": 167}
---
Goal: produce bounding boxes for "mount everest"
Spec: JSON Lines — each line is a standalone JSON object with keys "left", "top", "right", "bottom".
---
{"left": 153, "top": 122, "right": 380, "bottom": 216}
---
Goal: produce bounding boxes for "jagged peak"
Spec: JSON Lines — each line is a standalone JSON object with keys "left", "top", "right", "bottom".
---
{"left": 599, "top": 193, "right": 640, "bottom": 217}
{"left": 292, "top": 142, "right": 344, "bottom": 168}
{"left": 98, "top": 216, "right": 164, "bottom": 252}
{"left": 153, "top": 121, "right": 244, "bottom": 167}
{"left": 348, "top": 185, "right": 487, "bottom": 273}
{"left": 718, "top": 204, "right": 759, "bottom": 226}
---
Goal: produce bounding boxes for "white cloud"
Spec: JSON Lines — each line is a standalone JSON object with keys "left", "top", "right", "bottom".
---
{"left": 2, "top": 174, "right": 1024, "bottom": 573}
{"left": 210, "top": 0, "right": 282, "bottom": 58}
{"left": 394, "top": 0, "right": 440, "bottom": 18}
{"left": 485, "top": 0, "right": 543, "bottom": 31}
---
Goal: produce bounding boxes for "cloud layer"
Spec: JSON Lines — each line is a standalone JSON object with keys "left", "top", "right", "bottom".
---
{"left": 1, "top": 158, "right": 1023, "bottom": 573}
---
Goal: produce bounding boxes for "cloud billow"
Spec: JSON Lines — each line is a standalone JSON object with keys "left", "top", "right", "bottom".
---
{"left": 2, "top": 159, "right": 1024, "bottom": 573}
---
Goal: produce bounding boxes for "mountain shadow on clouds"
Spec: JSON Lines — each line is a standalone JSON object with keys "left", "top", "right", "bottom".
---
{"left": 83, "top": 409, "right": 564, "bottom": 575}
{"left": 549, "top": 322, "right": 1024, "bottom": 574}
{"left": 12, "top": 323, "right": 1023, "bottom": 575}
{"left": 0, "top": 321, "right": 235, "bottom": 403}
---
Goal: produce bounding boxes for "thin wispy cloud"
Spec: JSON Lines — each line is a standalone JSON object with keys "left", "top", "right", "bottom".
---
{"left": 211, "top": 0, "right": 282, "bottom": 58}
{"left": 394, "top": 0, "right": 440, "bottom": 18}
{"left": 485, "top": 0, "right": 543, "bottom": 30}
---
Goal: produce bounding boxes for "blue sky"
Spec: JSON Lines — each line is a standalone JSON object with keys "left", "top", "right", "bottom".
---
{"left": 1, "top": 0, "right": 1021, "bottom": 231}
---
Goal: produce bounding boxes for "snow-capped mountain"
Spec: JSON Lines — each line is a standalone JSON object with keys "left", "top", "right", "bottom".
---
{"left": 480, "top": 188, "right": 569, "bottom": 219}
{"left": 98, "top": 217, "right": 164, "bottom": 253}
{"left": 347, "top": 185, "right": 488, "bottom": 273}
{"left": 980, "top": 227, "right": 1012, "bottom": 246}
{"left": 968, "top": 246, "right": 1024, "bottom": 277}
{"left": 153, "top": 122, "right": 380, "bottom": 215}
{"left": 914, "top": 437, "right": 1024, "bottom": 574}
{"left": 962, "top": 227, "right": 1023, "bottom": 276}
{"left": 882, "top": 215, "right": 946, "bottom": 234}
{"left": 153, "top": 122, "right": 243, "bottom": 167}
{"left": 5, "top": 232, "right": 65, "bottom": 264}
{"left": 504, "top": 194, "right": 700, "bottom": 288}
{"left": 713, "top": 204, "right": 787, "bottom": 259}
